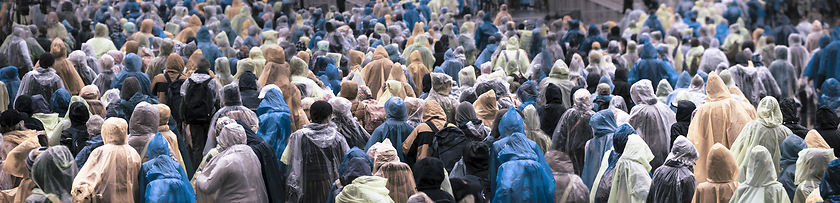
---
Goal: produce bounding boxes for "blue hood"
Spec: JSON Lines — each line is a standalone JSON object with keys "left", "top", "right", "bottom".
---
{"left": 0, "top": 66, "right": 18, "bottom": 80}
{"left": 483, "top": 13, "right": 493, "bottom": 23}
{"left": 591, "top": 109, "right": 618, "bottom": 137}
{"left": 780, "top": 134, "right": 806, "bottom": 166}
{"left": 196, "top": 26, "right": 212, "bottom": 43}
{"left": 124, "top": 53, "right": 142, "bottom": 72}
{"left": 421, "top": 0, "right": 429, "bottom": 5}
{"left": 498, "top": 108, "right": 525, "bottom": 138}
{"left": 821, "top": 35, "right": 832, "bottom": 49}
{"left": 257, "top": 89, "right": 290, "bottom": 116}
{"left": 568, "top": 20, "right": 580, "bottom": 31}
{"left": 221, "top": 18, "right": 233, "bottom": 30}
{"left": 338, "top": 147, "right": 373, "bottom": 177}
{"left": 385, "top": 97, "right": 408, "bottom": 121}
{"left": 364, "top": 7, "right": 373, "bottom": 15}
{"left": 598, "top": 75, "right": 614, "bottom": 92}
{"left": 640, "top": 41, "right": 658, "bottom": 59}
{"left": 263, "top": 20, "right": 274, "bottom": 31}
{"left": 821, "top": 159, "right": 840, "bottom": 201}
{"left": 313, "top": 10, "right": 323, "bottom": 22}
{"left": 405, "top": 2, "right": 415, "bottom": 9}
{"left": 824, "top": 78, "right": 840, "bottom": 97}
{"left": 588, "top": 24, "right": 600, "bottom": 37}
{"left": 386, "top": 44, "right": 402, "bottom": 64}
{"left": 613, "top": 124, "right": 636, "bottom": 153}
{"left": 147, "top": 132, "right": 171, "bottom": 158}
{"left": 326, "top": 63, "right": 340, "bottom": 80}
{"left": 675, "top": 71, "right": 692, "bottom": 89}
{"left": 444, "top": 49, "right": 456, "bottom": 60}
{"left": 51, "top": 88, "right": 71, "bottom": 117}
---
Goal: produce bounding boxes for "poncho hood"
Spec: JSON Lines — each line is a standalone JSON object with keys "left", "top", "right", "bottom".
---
{"left": 385, "top": 97, "right": 408, "bottom": 121}
{"left": 742, "top": 146, "right": 777, "bottom": 186}
{"left": 498, "top": 107, "right": 525, "bottom": 138}
{"left": 640, "top": 41, "right": 657, "bottom": 59}
{"left": 815, "top": 106, "right": 839, "bottom": 130}
{"left": 94, "top": 23, "right": 109, "bottom": 38}
{"left": 705, "top": 72, "right": 731, "bottom": 102}
{"left": 102, "top": 118, "right": 129, "bottom": 145}
{"left": 630, "top": 79, "right": 658, "bottom": 105}
{"left": 675, "top": 100, "right": 695, "bottom": 122}
{"left": 414, "top": 157, "right": 445, "bottom": 190}
{"left": 591, "top": 109, "right": 618, "bottom": 137}
{"left": 129, "top": 102, "right": 159, "bottom": 135}
{"left": 667, "top": 136, "right": 699, "bottom": 166}
{"left": 549, "top": 60, "right": 570, "bottom": 80}
{"left": 755, "top": 96, "right": 783, "bottom": 128}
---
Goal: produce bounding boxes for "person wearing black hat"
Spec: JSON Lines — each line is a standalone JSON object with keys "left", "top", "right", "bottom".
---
{"left": 0, "top": 109, "right": 28, "bottom": 133}
{"left": 60, "top": 102, "right": 90, "bottom": 156}
{"left": 283, "top": 100, "right": 350, "bottom": 203}
{"left": 17, "top": 53, "right": 65, "bottom": 103}
{"left": 13, "top": 95, "right": 45, "bottom": 131}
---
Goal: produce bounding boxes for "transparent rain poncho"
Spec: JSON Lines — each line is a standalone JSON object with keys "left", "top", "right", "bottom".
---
{"left": 203, "top": 83, "right": 260, "bottom": 154}
{"left": 607, "top": 134, "right": 654, "bottom": 203}
{"left": 71, "top": 118, "right": 142, "bottom": 202}
{"left": 194, "top": 123, "right": 269, "bottom": 202}
{"left": 550, "top": 89, "right": 594, "bottom": 174}
{"left": 544, "top": 150, "right": 589, "bottom": 202}
{"left": 68, "top": 50, "right": 98, "bottom": 86}
{"left": 646, "top": 136, "right": 699, "bottom": 203}
{"left": 538, "top": 60, "right": 576, "bottom": 108}
{"left": 139, "top": 133, "right": 195, "bottom": 203}
{"left": 16, "top": 65, "right": 65, "bottom": 102}
{"left": 729, "top": 146, "right": 791, "bottom": 203}
{"left": 628, "top": 79, "right": 676, "bottom": 172}
{"left": 285, "top": 121, "right": 350, "bottom": 202}
{"left": 426, "top": 73, "right": 459, "bottom": 124}
{"left": 522, "top": 105, "right": 550, "bottom": 154}
{"left": 692, "top": 143, "right": 739, "bottom": 203}
{"left": 793, "top": 148, "right": 835, "bottom": 203}
{"left": 698, "top": 39, "right": 729, "bottom": 73}
{"left": 730, "top": 96, "right": 792, "bottom": 182}
{"left": 330, "top": 97, "right": 371, "bottom": 149}
{"left": 29, "top": 146, "right": 78, "bottom": 203}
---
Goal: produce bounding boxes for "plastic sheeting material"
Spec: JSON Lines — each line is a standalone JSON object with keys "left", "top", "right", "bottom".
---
{"left": 729, "top": 146, "right": 791, "bottom": 203}
{"left": 607, "top": 134, "right": 653, "bottom": 203}
{"left": 627, "top": 79, "right": 676, "bottom": 172}
{"left": 731, "top": 96, "right": 792, "bottom": 182}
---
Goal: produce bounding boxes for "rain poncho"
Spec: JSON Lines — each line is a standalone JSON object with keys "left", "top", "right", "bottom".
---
{"left": 688, "top": 71, "right": 752, "bottom": 184}
{"left": 539, "top": 83, "right": 568, "bottom": 134}
{"left": 769, "top": 46, "right": 797, "bottom": 99}
{"left": 455, "top": 101, "right": 491, "bottom": 142}
{"left": 285, "top": 120, "right": 350, "bottom": 202}
{"left": 71, "top": 118, "right": 141, "bottom": 202}
{"left": 475, "top": 14, "right": 499, "bottom": 51}
{"left": 607, "top": 134, "right": 654, "bottom": 203}
{"left": 203, "top": 84, "right": 260, "bottom": 154}
{"left": 628, "top": 41, "right": 679, "bottom": 87}
{"left": 581, "top": 25, "right": 606, "bottom": 53}
{"left": 793, "top": 147, "right": 834, "bottom": 203}
{"left": 42, "top": 38, "right": 84, "bottom": 96}
{"left": 693, "top": 143, "right": 739, "bottom": 203}
{"left": 194, "top": 123, "right": 269, "bottom": 202}
{"left": 727, "top": 60, "right": 769, "bottom": 105}
{"left": 581, "top": 110, "right": 617, "bottom": 189}
{"left": 492, "top": 132, "right": 555, "bottom": 203}
{"left": 543, "top": 150, "right": 589, "bottom": 202}
{"left": 538, "top": 60, "right": 575, "bottom": 108}
{"left": 363, "top": 47, "right": 394, "bottom": 96}
{"left": 440, "top": 49, "right": 463, "bottom": 86}
{"left": 655, "top": 79, "right": 673, "bottom": 104}
{"left": 139, "top": 133, "right": 195, "bottom": 203}
{"left": 111, "top": 53, "right": 153, "bottom": 98}
{"left": 367, "top": 97, "right": 414, "bottom": 162}
{"left": 493, "top": 36, "right": 530, "bottom": 76}
{"left": 86, "top": 24, "right": 117, "bottom": 58}
{"left": 68, "top": 50, "right": 97, "bottom": 86}
{"left": 729, "top": 146, "right": 791, "bottom": 203}
{"left": 256, "top": 88, "right": 293, "bottom": 170}
{"left": 647, "top": 136, "right": 698, "bottom": 203}
{"left": 814, "top": 106, "right": 840, "bottom": 155}
{"left": 819, "top": 78, "right": 840, "bottom": 113}
{"left": 28, "top": 146, "right": 78, "bottom": 203}
{"left": 404, "top": 27, "right": 436, "bottom": 72}
{"left": 474, "top": 89, "right": 498, "bottom": 128}
{"left": 628, "top": 79, "right": 676, "bottom": 171}
{"left": 731, "top": 96, "right": 791, "bottom": 182}
{"left": 426, "top": 73, "right": 458, "bottom": 124}
{"left": 330, "top": 97, "right": 370, "bottom": 149}
{"left": 413, "top": 157, "right": 455, "bottom": 202}
{"left": 0, "top": 67, "right": 19, "bottom": 108}
{"left": 374, "top": 158, "right": 416, "bottom": 203}
{"left": 550, "top": 89, "right": 594, "bottom": 174}
{"left": 698, "top": 39, "right": 729, "bottom": 74}
{"left": 670, "top": 100, "right": 695, "bottom": 144}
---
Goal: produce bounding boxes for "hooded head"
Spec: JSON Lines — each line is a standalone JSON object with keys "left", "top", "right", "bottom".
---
{"left": 549, "top": 60, "right": 570, "bottom": 80}
{"left": 385, "top": 97, "right": 408, "bottom": 121}
{"left": 51, "top": 89, "right": 71, "bottom": 117}
{"left": 613, "top": 124, "right": 635, "bottom": 154}
{"left": 572, "top": 89, "right": 593, "bottom": 111}
{"left": 94, "top": 23, "right": 109, "bottom": 38}
{"left": 68, "top": 101, "right": 90, "bottom": 126}
{"left": 217, "top": 122, "right": 246, "bottom": 150}
{"left": 756, "top": 96, "right": 783, "bottom": 127}
{"left": 146, "top": 129, "right": 171, "bottom": 159}
{"left": 774, "top": 45, "right": 789, "bottom": 60}
{"left": 742, "top": 146, "right": 777, "bottom": 186}
{"left": 629, "top": 79, "right": 658, "bottom": 105}
{"left": 29, "top": 145, "right": 78, "bottom": 198}
{"left": 705, "top": 72, "right": 731, "bottom": 102}
{"left": 129, "top": 102, "right": 159, "bottom": 135}
{"left": 675, "top": 100, "right": 696, "bottom": 123}
{"left": 121, "top": 77, "right": 141, "bottom": 100}
{"left": 498, "top": 107, "right": 525, "bottom": 138}
{"left": 414, "top": 157, "right": 446, "bottom": 191}
{"left": 591, "top": 109, "right": 618, "bottom": 137}
{"left": 640, "top": 41, "right": 657, "bottom": 59}
{"left": 102, "top": 118, "right": 129, "bottom": 145}
{"left": 815, "top": 106, "right": 839, "bottom": 130}
{"left": 667, "top": 136, "right": 699, "bottom": 166}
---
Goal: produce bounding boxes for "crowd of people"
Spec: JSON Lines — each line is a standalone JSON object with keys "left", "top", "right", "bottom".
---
{"left": 0, "top": 0, "right": 840, "bottom": 202}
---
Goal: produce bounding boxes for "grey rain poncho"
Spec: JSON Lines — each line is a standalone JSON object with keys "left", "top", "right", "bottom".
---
{"left": 69, "top": 50, "right": 98, "bottom": 86}
{"left": 28, "top": 146, "right": 78, "bottom": 203}
{"left": 769, "top": 46, "right": 798, "bottom": 99}
{"left": 204, "top": 83, "right": 260, "bottom": 154}
{"left": 285, "top": 121, "right": 350, "bottom": 202}
{"left": 728, "top": 63, "right": 768, "bottom": 106}
{"left": 194, "top": 122, "right": 269, "bottom": 202}
{"left": 329, "top": 97, "right": 370, "bottom": 149}
{"left": 646, "top": 136, "right": 698, "bottom": 203}
{"left": 426, "top": 73, "right": 459, "bottom": 124}
{"left": 551, "top": 89, "right": 595, "bottom": 175}
{"left": 698, "top": 39, "right": 729, "bottom": 74}
{"left": 538, "top": 59, "right": 576, "bottom": 108}
{"left": 127, "top": 102, "right": 161, "bottom": 162}
{"left": 628, "top": 79, "right": 676, "bottom": 172}
{"left": 17, "top": 64, "right": 65, "bottom": 102}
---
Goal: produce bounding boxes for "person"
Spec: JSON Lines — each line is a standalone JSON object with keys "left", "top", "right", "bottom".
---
{"left": 203, "top": 84, "right": 259, "bottom": 154}
{"left": 607, "top": 134, "right": 653, "bottom": 203}
{"left": 72, "top": 118, "right": 141, "bottom": 202}
{"left": 138, "top": 132, "right": 196, "bottom": 203}
{"left": 545, "top": 150, "right": 589, "bottom": 202}
{"left": 522, "top": 105, "right": 550, "bottom": 153}
{"left": 17, "top": 53, "right": 64, "bottom": 103}
{"left": 669, "top": 100, "right": 695, "bottom": 146}
{"left": 403, "top": 100, "right": 456, "bottom": 167}
{"left": 628, "top": 41, "right": 679, "bottom": 87}
{"left": 551, "top": 89, "right": 594, "bottom": 174}
{"left": 538, "top": 60, "right": 575, "bottom": 108}
{"left": 456, "top": 101, "right": 491, "bottom": 142}
{"left": 793, "top": 147, "right": 834, "bottom": 203}
{"left": 367, "top": 97, "right": 414, "bottom": 162}
{"left": 330, "top": 97, "right": 370, "bottom": 149}
{"left": 259, "top": 46, "right": 307, "bottom": 131}
{"left": 581, "top": 109, "right": 618, "bottom": 189}
{"left": 814, "top": 106, "right": 840, "bottom": 155}
{"left": 26, "top": 145, "right": 77, "bottom": 203}
{"left": 426, "top": 73, "right": 459, "bottom": 124}
{"left": 647, "top": 136, "right": 698, "bottom": 203}
{"left": 493, "top": 132, "right": 556, "bottom": 203}
{"left": 730, "top": 96, "right": 791, "bottom": 182}
{"left": 111, "top": 53, "right": 153, "bottom": 99}
{"left": 627, "top": 79, "right": 676, "bottom": 172}
{"left": 692, "top": 143, "right": 739, "bottom": 203}
{"left": 181, "top": 59, "right": 221, "bottom": 164}
{"left": 780, "top": 98, "right": 808, "bottom": 139}
{"left": 284, "top": 101, "right": 350, "bottom": 203}
{"left": 151, "top": 54, "right": 188, "bottom": 105}
{"left": 60, "top": 102, "right": 90, "bottom": 156}
{"left": 729, "top": 146, "right": 791, "bottom": 202}
{"left": 780, "top": 134, "right": 807, "bottom": 201}
{"left": 194, "top": 122, "right": 269, "bottom": 202}
{"left": 412, "top": 157, "right": 456, "bottom": 202}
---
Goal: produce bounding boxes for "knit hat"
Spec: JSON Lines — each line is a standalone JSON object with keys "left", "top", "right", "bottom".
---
{"left": 309, "top": 100, "right": 333, "bottom": 122}
{"left": 0, "top": 109, "right": 26, "bottom": 127}
{"left": 39, "top": 53, "right": 55, "bottom": 68}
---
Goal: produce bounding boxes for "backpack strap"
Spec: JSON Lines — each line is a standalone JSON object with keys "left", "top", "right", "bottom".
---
{"left": 165, "top": 73, "right": 172, "bottom": 83}
{"left": 425, "top": 120, "right": 439, "bottom": 133}
{"left": 559, "top": 174, "right": 575, "bottom": 203}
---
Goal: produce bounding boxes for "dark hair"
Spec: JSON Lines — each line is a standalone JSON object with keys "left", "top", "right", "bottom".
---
{"left": 198, "top": 58, "right": 211, "bottom": 70}
{"left": 38, "top": 26, "right": 47, "bottom": 36}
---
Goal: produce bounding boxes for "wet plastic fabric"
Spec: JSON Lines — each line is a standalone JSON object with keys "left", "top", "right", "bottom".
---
{"left": 819, "top": 159, "right": 840, "bottom": 202}
{"left": 71, "top": 118, "right": 142, "bottom": 202}
{"left": 607, "top": 134, "right": 654, "bottom": 203}
{"left": 203, "top": 84, "right": 260, "bottom": 154}
{"left": 403, "top": 34, "right": 435, "bottom": 72}
{"left": 491, "top": 132, "right": 554, "bottom": 203}
{"left": 729, "top": 146, "right": 791, "bottom": 203}
{"left": 330, "top": 97, "right": 370, "bottom": 149}
{"left": 29, "top": 146, "right": 78, "bottom": 203}
{"left": 550, "top": 89, "right": 595, "bottom": 175}
{"left": 366, "top": 97, "right": 414, "bottom": 162}
{"left": 139, "top": 133, "right": 196, "bottom": 203}
{"left": 111, "top": 53, "right": 153, "bottom": 98}
{"left": 628, "top": 79, "right": 676, "bottom": 171}
{"left": 731, "top": 97, "right": 791, "bottom": 182}
{"left": 336, "top": 175, "right": 395, "bottom": 203}
{"left": 538, "top": 60, "right": 576, "bottom": 108}
{"left": 522, "top": 105, "right": 550, "bottom": 154}
{"left": 285, "top": 121, "right": 350, "bottom": 202}
{"left": 628, "top": 41, "right": 679, "bottom": 87}
{"left": 693, "top": 143, "right": 739, "bottom": 203}
{"left": 780, "top": 134, "right": 807, "bottom": 201}
{"left": 427, "top": 73, "right": 458, "bottom": 124}
{"left": 194, "top": 123, "right": 269, "bottom": 202}
{"left": 687, "top": 72, "right": 752, "bottom": 183}
{"left": 17, "top": 66, "right": 65, "bottom": 103}
{"left": 581, "top": 110, "right": 617, "bottom": 189}
{"left": 699, "top": 39, "right": 730, "bottom": 73}
{"left": 819, "top": 78, "right": 840, "bottom": 112}
{"left": 646, "top": 136, "right": 698, "bottom": 203}
{"left": 256, "top": 88, "right": 293, "bottom": 171}
{"left": 793, "top": 148, "right": 835, "bottom": 203}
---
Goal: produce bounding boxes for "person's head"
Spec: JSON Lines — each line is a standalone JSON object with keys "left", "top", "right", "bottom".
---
{"left": 198, "top": 58, "right": 211, "bottom": 70}
{"left": 0, "top": 109, "right": 26, "bottom": 133}
{"left": 39, "top": 53, "right": 55, "bottom": 68}
{"left": 309, "top": 100, "right": 333, "bottom": 124}
{"left": 38, "top": 26, "right": 47, "bottom": 36}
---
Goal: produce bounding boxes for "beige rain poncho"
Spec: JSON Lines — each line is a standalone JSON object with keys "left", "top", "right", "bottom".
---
{"left": 38, "top": 38, "right": 84, "bottom": 95}
{"left": 72, "top": 118, "right": 141, "bottom": 202}
{"left": 730, "top": 96, "right": 792, "bottom": 182}
{"left": 260, "top": 46, "right": 308, "bottom": 132}
{"left": 693, "top": 143, "right": 740, "bottom": 203}
{"left": 406, "top": 51, "right": 430, "bottom": 95}
{"left": 362, "top": 46, "right": 394, "bottom": 97}
{"left": 687, "top": 72, "right": 752, "bottom": 184}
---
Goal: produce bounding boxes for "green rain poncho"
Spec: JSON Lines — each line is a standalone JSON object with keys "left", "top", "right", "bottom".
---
{"left": 538, "top": 60, "right": 576, "bottom": 108}
{"left": 494, "top": 36, "right": 530, "bottom": 76}
{"left": 86, "top": 24, "right": 118, "bottom": 58}
{"left": 730, "top": 96, "right": 791, "bottom": 183}
{"left": 607, "top": 134, "right": 654, "bottom": 203}
{"left": 230, "top": 6, "right": 259, "bottom": 37}
{"left": 729, "top": 146, "right": 791, "bottom": 203}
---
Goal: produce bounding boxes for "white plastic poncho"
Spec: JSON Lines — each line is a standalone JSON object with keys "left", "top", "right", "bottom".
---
{"left": 729, "top": 146, "right": 792, "bottom": 203}
{"left": 792, "top": 148, "right": 835, "bottom": 203}
{"left": 607, "top": 134, "right": 654, "bottom": 203}
{"left": 698, "top": 39, "right": 729, "bottom": 73}
{"left": 194, "top": 122, "right": 269, "bottom": 202}
{"left": 730, "top": 96, "right": 792, "bottom": 183}
{"left": 628, "top": 79, "right": 676, "bottom": 172}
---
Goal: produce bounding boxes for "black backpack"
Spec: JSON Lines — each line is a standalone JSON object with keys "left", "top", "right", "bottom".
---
{"left": 165, "top": 74, "right": 186, "bottom": 123}
{"left": 183, "top": 78, "right": 215, "bottom": 124}
{"left": 427, "top": 121, "right": 468, "bottom": 172}
{"left": 593, "top": 96, "right": 610, "bottom": 112}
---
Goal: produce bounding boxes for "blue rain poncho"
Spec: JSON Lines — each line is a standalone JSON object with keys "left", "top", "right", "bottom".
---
{"left": 319, "top": 63, "right": 341, "bottom": 95}
{"left": 729, "top": 146, "right": 790, "bottom": 203}
{"left": 628, "top": 79, "right": 676, "bottom": 172}
{"left": 582, "top": 25, "right": 606, "bottom": 53}
{"left": 819, "top": 157, "right": 840, "bottom": 202}
{"left": 490, "top": 110, "right": 548, "bottom": 194}
{"left": 417, "top": 0, "right": 431, "bottom": 22}
{"left": 804, "top": 35, "right": 831, "bottom": 89}
{"left": 110, "top": 53, "right": 153, "bottom": 98}
{"left": 643, "top": 15, "right": 666, "bottom": 38}
{"left": 562, "top": 20, "right": 585, "bottom": 45}
{"left": 516, "top": 81, "right": 538, "bottom": 112}
{"left": 366, "top": 97, "right": 415, "bottom": 162}
{"left": 773, "top": 16, "right": 798, "bottom": 46}
{"left": 723, "top": 2, "right": 741, "bottom": 26}
{"left": 665, "top": 71, "right": 692, "bottom": 107}
{"left": 779, "top": 134, "right": 806, "bottom": 201}
{"left": 474, "top": 43, "right": 498, "bottom": 68}
{"left": 0, "top": 66, "right": 19, "bottom": 108}
{"left": 607, "top": 134, "right": 654, "bottom": 203}
{"left": 196, "top": 26, "right": 224, "bottom": 70}
{"left": 716, "top": 20, "right": 731, "bottom": 45}
{"left": 730, "top": 96, "right": 792, "bottom": 182}
{"left": 51, "top": 88, "right": 71, "bottom": 117}
{"left": 492, "top": 132, "right": 555, "bottom": 203}
{"left": 440, "top": 49, "right": 464, "bottom": 86}
{"left": 256, "top": 88, "right": 293, "bottom": 171}
{"left": 475, "top": 14, "right": 499, "bottom": 51}
{"left": 818, "top": 29, "right": 840, "bottom": 88}
{"left": 581, "top": 110, "right": 617, "bottom": 189}
{"left": 403, "top": 2, "right": 421, "bottom": 32}
{"left": 139, "top": 134, "right": 196, "bottom": 203}
{"left": 819, "top": 78, "right": 840, "bottom": 112}
{"left": 628, "top": 41, "right": 679, "bottom": 87}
